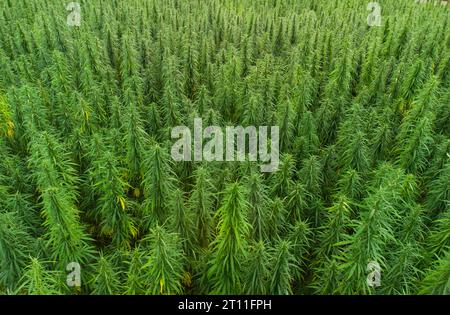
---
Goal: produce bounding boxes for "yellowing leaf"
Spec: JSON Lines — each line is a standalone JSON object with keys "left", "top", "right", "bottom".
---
{"left": 160, "top": 278, "right": 165, "bottom": 294}
{"left": 84, "top": 109, "right": 90, "bottom": 121}
{"left": 182, "top": 272, "right": 192, "bottom": 287}
{"left": 130, "top": 223, "right": 138, "bottom": 238}
{"left": 0, "top": 94, "right": 14, "bottom": 138}
{"left": 117, "top": 196, "right": 126, "bottom": 210}
{"left": 6, "top": 120, "right": 14, "bottom": 137}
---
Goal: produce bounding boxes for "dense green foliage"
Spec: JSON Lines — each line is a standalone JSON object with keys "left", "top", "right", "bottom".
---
{"left": 0, "top": 0, "right": 449, "bottom": 295}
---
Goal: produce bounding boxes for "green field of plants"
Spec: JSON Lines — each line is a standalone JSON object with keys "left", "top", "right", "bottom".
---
{"left": 0, "top": 0, "right": 449, "bottom": 295}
